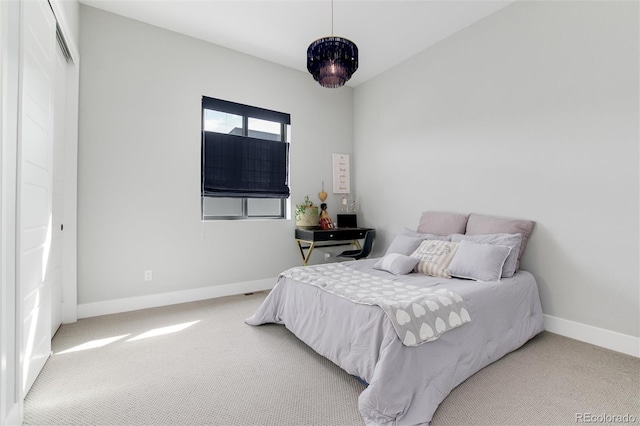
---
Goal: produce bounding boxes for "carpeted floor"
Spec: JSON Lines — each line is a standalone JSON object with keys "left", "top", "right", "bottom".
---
{"left": 24, "top": 291, "right": 639, "bottom": 425}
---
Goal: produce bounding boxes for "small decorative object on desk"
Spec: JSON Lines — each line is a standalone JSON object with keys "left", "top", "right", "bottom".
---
{"left": 340, "top": 196, "right": 359, "bottom": 213}
{"left": 295, "top": 195, "right": 319, "bottom": 229}
{"left": 318, "top": 181, "right": 328, "bottom": 203}
{"left": 318, "top": 181, "right": 333, "bottom": 229}
{"left": 338, "top": 196, "right": 358, "bottom": 228}
{"left": 320, "top": 203, "right": 334, "bottom": 229}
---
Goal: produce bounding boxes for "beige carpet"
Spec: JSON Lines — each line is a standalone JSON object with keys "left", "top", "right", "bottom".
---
{"left": 24, "top": 292, "right": 639, "bottom": 425}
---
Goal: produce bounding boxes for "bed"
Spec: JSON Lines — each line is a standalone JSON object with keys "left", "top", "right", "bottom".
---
{"left": 246, "top": 212, "right": 545, "bottom": 426}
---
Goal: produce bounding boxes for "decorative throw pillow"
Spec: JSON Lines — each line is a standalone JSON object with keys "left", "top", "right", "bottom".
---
{"left": 411, "top": 240, "right": 460, "bottom": 278}
{"left": 386, "top": 230, "right": 450, "bottom": 256}
{"left": 465, "top": 214, "right": 535, "bottom": 270}
{"left": 385, "top": 234, "right": 426, "bottom": 256}
{"left": 446, "top": 240, "right": 512, "bottom": 282}
{"left": 416, "top": 211, "right": 470, "bottom": 236}
{"left": 374, "top": 253, "right": 420, "bottom": 275}
{"left": 450, "top": 233, "right": 522, "bottom": 278}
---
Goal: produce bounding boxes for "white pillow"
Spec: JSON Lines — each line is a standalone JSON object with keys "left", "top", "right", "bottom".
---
{"left": 446, "top": 240, "right": 512, "bottom": 282}
{"left": 411, "top": 240, "right": 459, "bottom": 278}
{"left": 374, "top": 253, "right": 420, "bottom": 275}
{"left": 450, "top": 233, "right": 522, "bottom": 278}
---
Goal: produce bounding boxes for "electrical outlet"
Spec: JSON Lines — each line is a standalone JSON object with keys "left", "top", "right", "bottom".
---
{"left": 324, "top": 253, "right": 331, "bottom": 260}
{"left": 144, "top": 270, "right": 152, "bottom": 281}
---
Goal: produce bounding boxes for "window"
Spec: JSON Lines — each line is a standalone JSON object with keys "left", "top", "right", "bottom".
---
{"left": 201, "top": 97, "right": 291, "bottom": 220}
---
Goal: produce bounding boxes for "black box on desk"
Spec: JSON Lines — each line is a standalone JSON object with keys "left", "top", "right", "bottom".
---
{"left": 337, "top": 214, "right": 357, "bottom": 228}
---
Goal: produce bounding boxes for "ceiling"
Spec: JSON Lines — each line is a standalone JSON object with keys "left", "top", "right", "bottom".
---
{"left": 79, "top": 0, "right": 515, "bottom": 87}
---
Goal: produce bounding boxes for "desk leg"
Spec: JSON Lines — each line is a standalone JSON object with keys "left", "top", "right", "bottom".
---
{"left": 296, "top": 240, "right": 315, "bottom": 266}
{"left": 296, "top": 239, "right": 361, "bottom": 266}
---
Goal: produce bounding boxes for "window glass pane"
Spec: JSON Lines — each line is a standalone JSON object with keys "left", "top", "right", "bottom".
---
{"left": 204, "top": 110, "right": 243, "bottom": 135}
{"left": 248, "top": 117, "right": 280, "bottom": 141}
{"left": 202, "top": 197, "right": 243, "bottom": 218}
{"left": 247, "top": 198, "right": 283, "bottom": 217}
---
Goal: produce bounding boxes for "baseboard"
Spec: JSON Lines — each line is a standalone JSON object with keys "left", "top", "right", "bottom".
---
{"left": 543, "top": 314, "right": 639, "bottom": 358}
{"left": 76, "top": 286, "right": 640, "bottom": 357}
{"left": 77, "top": 278, "right": 276, "bottom": 319}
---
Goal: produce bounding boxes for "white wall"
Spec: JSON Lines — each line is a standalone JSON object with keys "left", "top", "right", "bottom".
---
{"left": 78, "top": 6, "right": 353, "bottom": 306}
{"left": 78, "top": 1, "right": 638, "bottom": 354}
{"left": 354, "top": 1, "right": 639, "bottom": 341}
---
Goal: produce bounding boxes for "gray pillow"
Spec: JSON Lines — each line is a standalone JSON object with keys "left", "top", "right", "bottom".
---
{"left": 374, "top": 253, "right": 420, "bottom": 275}
{"left": 450, "top": 233, "right": 522, "bottom": 278}
{"left": 416, "top": 211, "right": 470, "bottom": 236}
{"left": 401, "top": 227, "right": 451, "bottom": 241}
{"left": 446, "top": 240, "right": 512, "bottom": 282}
{"left": 385, "top": 234, "right": 425, "bottom": 256}
{"left": 386, "top": 230, "right": 450, "bottom": 256}
{"left": 465, "top": 214, "right": 535, "bottom": 270}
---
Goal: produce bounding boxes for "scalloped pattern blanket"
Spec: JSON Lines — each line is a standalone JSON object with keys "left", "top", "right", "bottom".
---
{"left": 281, "top": 263, "right": 471, "bottom": 346}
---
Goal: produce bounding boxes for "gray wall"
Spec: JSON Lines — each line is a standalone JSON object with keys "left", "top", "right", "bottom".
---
{"left": 78, "top": 6, "right": 353, "bottom": 304}
{"left": 354, "top": 1, "right": 639, "bottom": 337}
{"left": 79, "top": 1, "right": 639, "bottom": 341}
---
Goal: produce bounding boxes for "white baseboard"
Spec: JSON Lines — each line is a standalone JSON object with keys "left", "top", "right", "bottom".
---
{"left": 76, "top": 278, "right": 275, "bottom": 319}
{"left": 543, "top": 314, "right": 639, "bottom": 358}
{"left": 76, "top": 286, "right": 639, "bottom": 358}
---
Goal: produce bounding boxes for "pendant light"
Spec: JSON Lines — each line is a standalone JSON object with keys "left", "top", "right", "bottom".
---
{"left": 306, "top": 0, "right": 358, "bottom": 88}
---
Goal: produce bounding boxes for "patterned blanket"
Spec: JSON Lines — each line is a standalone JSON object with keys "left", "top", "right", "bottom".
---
{"left": 280, "top": 263, "right": 471, "bottom": 346}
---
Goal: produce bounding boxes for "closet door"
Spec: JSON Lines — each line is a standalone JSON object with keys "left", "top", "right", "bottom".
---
{"left": 18, "top": 0, "right": 56, "bottom": 394}
{"left": 50, "top": 33, "right": 67, "bottom": 336}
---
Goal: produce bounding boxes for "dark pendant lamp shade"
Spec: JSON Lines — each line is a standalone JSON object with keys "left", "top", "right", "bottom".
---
{"left": 307, "top": 36, "right": 358, "bottom": 88}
